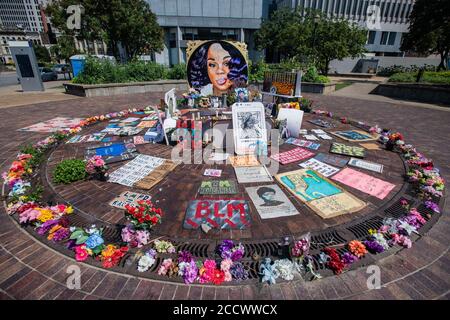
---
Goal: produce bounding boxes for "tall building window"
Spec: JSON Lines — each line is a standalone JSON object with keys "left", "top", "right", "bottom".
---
{"left": 367, "top": 30, "right": 376, "bottom": 44}
{"left": 380, "top": 31, "right": 389, "bottom": 45}
{"left": 388, "top": 32, "right": 396, "bottom": 45}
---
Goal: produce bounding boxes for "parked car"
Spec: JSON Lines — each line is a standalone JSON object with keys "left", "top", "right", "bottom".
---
{"left": 52, "top": 64, "right": 71, "bottom": 74}
{"left": 39, "top": 67, "right": 58, "bottom": 81}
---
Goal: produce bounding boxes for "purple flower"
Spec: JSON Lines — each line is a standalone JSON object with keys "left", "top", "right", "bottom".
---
{"left": 182, "top": 260, "right": 198, "bottom": 284}
{"left": 424, "top": 201, "right": 440, "bottom": 214}
{"left": 66, "top": 239, "right": 77, "bottom": 250}
{"left": 37, "top": 219, "right": 59, "bottom": 235}
{"left": 52, "top": 228, "right": 70, "bottom": 242}
{"left": 364, "top": 240, "right": 385, "bottom": 254}
{"left": 230, "top": 262, "right": 249, "bottom": 282}
{"left": 231, "top": 250, "right": 244, "bottom": 262}
{"left": 218, "top": 240, "right": 234, "bottom": 259}
{"left": 178, "top": 250, "right": 194, "bottom": 264}
{"left": 342, "top": 252, "right": 358, "bottom": 265}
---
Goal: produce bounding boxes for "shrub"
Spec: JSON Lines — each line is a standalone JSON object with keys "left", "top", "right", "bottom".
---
{"left": 378, "top": 64, "right": 438, "bottom": 77}
{"left": 248, "top": 60, "right": 269, "bottom": 82}
{"left": 167, "top": 64, "right": 187, "bottom": 80}
{"left": 388, "top": 71, "right": 450, "bottom": 85}
{"left": 53, "top": 159, "right": 87, "bottom": 184}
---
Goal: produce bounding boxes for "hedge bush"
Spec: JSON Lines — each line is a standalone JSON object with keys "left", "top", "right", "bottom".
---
{"left": 53, "top": 159, "right": 87, "bottom": 185}
{"left": 388, "top": 71, "right": 450, "bottom": 85}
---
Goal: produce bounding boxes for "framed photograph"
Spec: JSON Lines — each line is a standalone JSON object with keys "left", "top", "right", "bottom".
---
{"left": 235, "top": 88, "right": 249, "bottom": 102}
{"left": 277, "top": 108, "right": 304, "bottom": 138}
{"left": 246, "top": 184, "right": 299, "bottom": 219}
{"left": 232, "top": 102, "right": 267, "bottom": 155}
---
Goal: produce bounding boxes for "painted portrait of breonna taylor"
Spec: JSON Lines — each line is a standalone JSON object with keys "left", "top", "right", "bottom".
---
{"left": 186, "top": 40, "right": 249, "bottom": 97}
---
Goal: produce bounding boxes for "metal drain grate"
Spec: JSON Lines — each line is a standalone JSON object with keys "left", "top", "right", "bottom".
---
{"left": 346, "top": 216, "right": 384, "bottom": 239}
{"left": 243, "top": 242, "right": 278, "bottom": 258}
{"left": 384, "top": 199, "right": 410, "bottom": 218}
{"left": 177, "top": 242, "right": 210, "bottom": 258}
{"left": 310, "top": 230, "right": 347, "bottom": 250}
{"left": 416, "top": 204, "right": 434, "bottom": 222}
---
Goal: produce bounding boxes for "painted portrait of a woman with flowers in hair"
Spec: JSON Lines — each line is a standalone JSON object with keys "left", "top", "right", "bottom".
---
{"left": 187, "top": 41, "right": 248, "bottom": 97}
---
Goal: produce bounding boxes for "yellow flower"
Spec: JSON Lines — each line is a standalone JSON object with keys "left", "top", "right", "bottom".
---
{"left": 86, "top": 248, "right": 93, "bottom": 256}
{"left": 101, "top": 245, "right": 116, "bottom": 258}
{"left": 65, "top": 206, "right": 74, "bottom": 214}
{"left": 47, "top": 225, "right": 62, "bottom": 240}
{"left": 37, "top": 208, "right": 54, "bottom": 223}
{"left": 19, "top": 196, "right": 28, "bottom": 201}
{"left": 27, "top": 168, "right": 33, "bottom": 174}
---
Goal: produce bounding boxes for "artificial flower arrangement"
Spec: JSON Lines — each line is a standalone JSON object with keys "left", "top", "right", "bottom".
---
{"left": 98, "top": 244, "right": 128, "bottom": 269}
{"left": 291, "top": 233, "right": 311, "bottom": 263}
{"left": 69, "top": 225, "right": 106, "bottom": 260}
{"left": 137, "top": 249, "right": 157, "bottom": 272}
{"left": 121, "top": 225, "right": 150, "bottom": 248}
{"left": 124, "top": 200, "right": 163, "bottom": 230}
{"left": 386, "top": 132, "right": 405, "bottom": 151}
{"left": 85, "top": 155, "right": 108, "bottom": 181}
{"left": 154, "top": 239, "right": 176, "bottom": 253}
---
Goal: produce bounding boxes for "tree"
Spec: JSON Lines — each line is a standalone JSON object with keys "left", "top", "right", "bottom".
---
{"left": 255, "top": 8, "right": 367, "bottom": 75}
{"left": 33, "top": 44, "right": 51, "bottom": 63}
{"left": 50, "top": 35, "right": 78, "bottom": 62}
{"left": 45, "top": 0, "right": 164, "bottom": 61}
{"left": 401, "top": 0, "right": 450, "bottom": 70}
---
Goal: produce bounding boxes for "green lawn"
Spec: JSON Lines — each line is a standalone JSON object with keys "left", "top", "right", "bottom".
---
{"left": 335, "top": 82, "right": 353, "bottom": 91}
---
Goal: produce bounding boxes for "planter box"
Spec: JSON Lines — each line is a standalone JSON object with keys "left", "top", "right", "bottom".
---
{"left": 64, "top": 80, "right": 189, "bottom": 97}
{"left": 301, "top": 82, "right": 336, "bottom": 94}
{"left": 371, "top": 83, "right": 450, "bottom": 106}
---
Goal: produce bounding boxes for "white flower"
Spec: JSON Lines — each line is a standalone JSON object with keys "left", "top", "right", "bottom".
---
{"left": 137, "top": 254, "right": 156, "bottom": 272}
{"left": 273, "top": 259, "right": 296, "bottom": 281}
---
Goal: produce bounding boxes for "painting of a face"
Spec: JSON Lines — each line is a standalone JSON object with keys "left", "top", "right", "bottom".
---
{"left": 187, "top": 41, "right": 248, "bottom": 97}
{"left": 207, "top": 43, "right": 232, "bottom": 94}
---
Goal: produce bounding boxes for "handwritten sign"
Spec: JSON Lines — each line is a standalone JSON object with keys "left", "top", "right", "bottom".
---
{"left": 234, "top": 166, "right": 273, "bottom": 184}
{"left": 109, "top": 191, "right": 151, "bottom": 209}
{"left": 299, "top": 158, "right": 340, "bottom": 177}
{"left": 271, "top": 147, "right": 315, "bottom": 165}
{"left": 331, "top": 168, "right": 395, "bottom": 199}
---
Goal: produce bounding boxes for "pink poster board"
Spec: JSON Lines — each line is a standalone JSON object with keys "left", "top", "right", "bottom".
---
{"left": 270, "top": 147, "right": 315, "bottom": 165}
{"left": 331, "top": 168, "right": 395, "bottom": 200}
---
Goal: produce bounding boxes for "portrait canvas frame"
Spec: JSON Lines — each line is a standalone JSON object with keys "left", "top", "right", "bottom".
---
{"left": 232, "top": 102, "right": 267, "bottom": 155}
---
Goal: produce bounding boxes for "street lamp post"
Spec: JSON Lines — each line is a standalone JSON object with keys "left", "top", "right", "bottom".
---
{"left": 311, "top": 14, "right": 320, "bottom": 65}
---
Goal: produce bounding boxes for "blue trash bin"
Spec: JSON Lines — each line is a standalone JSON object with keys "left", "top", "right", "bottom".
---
{"left": 69, "top": 55, "right": 87, "bottom": 77}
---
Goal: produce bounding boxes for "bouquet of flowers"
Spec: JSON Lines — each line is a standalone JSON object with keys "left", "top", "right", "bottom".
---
{"left": 322, "top": 248, "right": 345, "bottom": 275}
{"left": 124, "top": 200, "right": 163, "bottom": 230}
{"left": 348, "top": 240, "right": 368, "bottom": 258}
{"left": 68, "top": 225, "right": 105, "bottom": 259}
{"left": 85, "top": 155, "right": 108, "bottom": 180}
{"left": 137, "top": 249, "right": 157, "bottom": 272}
{"left": 154, "top": 239, "right": 176, "bottom": 253}
{"left": 99, "top": 244, "right": 128, "bottom": 268}
{"left": 386, "top": 132, "right": 404, "bottom": 150}
{"left": 291, "top": 233, "right": 311, "bottom": 263}
{"left": 121, "top": 225, "right": 150, "bottom": 248}
{"left": 217, "top": 240, "right": 245, "bottom": 262}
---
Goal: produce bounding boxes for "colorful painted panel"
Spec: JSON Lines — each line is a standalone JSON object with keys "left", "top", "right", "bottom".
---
{"left": 184, "top": 199, "right": 250, "bottom": 230}
{"left": 276, "top": 169, "right": 366, "bottom": 219}
{"left": 198, "top": 180, "right": 238, "bottom": 195}
{"left": 331, "top": 130, "right": 377, "bottom": 142}
{"left": 330, "top": 143, "right": 366, "bottom": 158}
{"left": 270, "top": 147, "right": 315, "bottom": 165}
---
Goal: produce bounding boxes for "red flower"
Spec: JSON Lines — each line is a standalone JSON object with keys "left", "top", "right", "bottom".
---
{"left": 212, "top": 269, "right": 225, "bottom": 285}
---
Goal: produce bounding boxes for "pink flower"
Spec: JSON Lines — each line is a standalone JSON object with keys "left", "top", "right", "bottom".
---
{"left": 203, "top": 259, "right": 216, "bottom": 270}
{"left": 220, "top": 259, "right": 232, "bottom": 272}
{"left": 19, "top": 208, "right": 40, "bottom": 224}
{"left": 75, "top": 245, "right": 89, "bottom": 262}
{"left": 224, "top": 271, "right": 232, "bottom": 282}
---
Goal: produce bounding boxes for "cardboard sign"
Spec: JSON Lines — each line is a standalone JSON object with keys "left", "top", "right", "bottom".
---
{"left": 276, "top": 169, "right": 366, "bottom": 219}
{"left": 285, "top": 138, "right": 320, "bottom": 150}
{"left": 134, "top": 160, "right": 178, "bottom": 190}
{"left": 330, "top": 143, "right": 366, "bottom": 158}
{"left": 299, "top": 158, "right": 340, "bottom": 177}
{"left": 331, "top": 168, "right": 395, "bottom": 199}
{"left": 109, "top": 191, "right": 152, "bottom": 209}
{"left": 234, "top": 165, "right": 273, "bottom": 184}
{"left": 184, "top": 199, "right": 250, "bottom": 230}
{"left": 245, "top": 184, "right": 299, "bottom": 219}
{"left": 359, "top": 143, "right": 381, "bottom": 150}
{"left": 271, "top": 147, "right": 315, "bottom": 165}
{"left": 198, "top": 180, "right": 238, "bottom": 195}
{"left": 331, "top": 130, "right": 377, "bottom": 142}
{"left": 348, "top": 158, "right": 383, "bottom": 173}
{"left": 228, "top": 155, "right": 260, "bottom": 167}
{"left": 108, "top": 154, "right": 165, "bottom": 187}
{"left": 314, "top": 153, "right": 349, "bottom": 168}
{"left": 232, "top": 102, "right": 267, "bottom": 155}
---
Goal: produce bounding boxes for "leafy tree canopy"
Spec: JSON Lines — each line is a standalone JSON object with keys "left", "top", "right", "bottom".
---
{"left": 255, "top": 8, "right": 367, "bottom": 75}
{"left": 45, "top": 0, "right": 164, "bottom": 61}
{"left": 401, "top": 0, "right": 450, "bottom": 70}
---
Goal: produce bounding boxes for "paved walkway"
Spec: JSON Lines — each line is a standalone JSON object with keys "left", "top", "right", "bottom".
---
{"left": 0, "top": 80, "right": 79, "bottom": 109}
{"left": 0, "top": 92, "right": 449, "bottom": 300}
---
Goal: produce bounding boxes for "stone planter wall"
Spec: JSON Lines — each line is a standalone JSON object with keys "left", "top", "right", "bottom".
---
{"left": 371, "top": 83, "right": 450, "bottom": 106}
{"left": 64, "top": 80, "right": 189, "bottom": 97}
